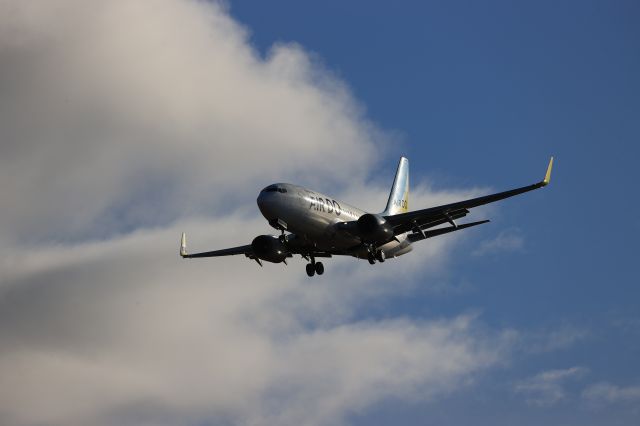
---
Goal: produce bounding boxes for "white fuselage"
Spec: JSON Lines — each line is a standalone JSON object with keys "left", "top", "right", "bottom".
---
{"left": 256, "top": 183, "right": 412, "bottom": 258}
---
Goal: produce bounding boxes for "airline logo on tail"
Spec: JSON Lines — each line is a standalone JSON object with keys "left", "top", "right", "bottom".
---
{"left": 383, "top": 156, "right": 409, "bottom": 215}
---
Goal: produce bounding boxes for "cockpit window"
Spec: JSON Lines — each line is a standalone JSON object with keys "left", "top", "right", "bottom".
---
{"left": 263, "top": 185, "right": 287, "bottom": 193}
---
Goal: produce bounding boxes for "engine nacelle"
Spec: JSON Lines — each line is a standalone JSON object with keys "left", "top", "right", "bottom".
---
{"left": 356, "top": 213, "right": 394, "bottom": 244}
{"left": 251, "top": 235, "right": 288, "bottom": 263}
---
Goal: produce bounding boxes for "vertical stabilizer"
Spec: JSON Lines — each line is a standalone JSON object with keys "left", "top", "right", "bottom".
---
{"left": 382, "top": 157, "right": 409, "bottom": 216}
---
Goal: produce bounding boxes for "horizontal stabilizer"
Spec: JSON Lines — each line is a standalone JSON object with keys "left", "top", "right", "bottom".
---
{"left": 407, "top": 220, "right": 490, "bottom": 243}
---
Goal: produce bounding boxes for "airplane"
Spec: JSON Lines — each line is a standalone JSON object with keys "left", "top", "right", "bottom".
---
{"left": 180, "top": 156, "right": 553, "bottom": 277}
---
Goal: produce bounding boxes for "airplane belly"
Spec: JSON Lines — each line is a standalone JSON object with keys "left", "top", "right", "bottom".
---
{"left": 383, "top": 237, "right": 413, "bottom": 257}
{"left": 277, "top": 206, "right": 355, "bottom": 252}
{"left": 287, "top": 214, "right": 360, "bottom": 251}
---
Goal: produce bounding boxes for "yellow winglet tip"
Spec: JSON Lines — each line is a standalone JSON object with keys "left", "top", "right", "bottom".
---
{"left": 180, "top": 232, "right": 187, "bottom": 257}
{"left": 542, "top": 156, "right": 554, "bottom": 186}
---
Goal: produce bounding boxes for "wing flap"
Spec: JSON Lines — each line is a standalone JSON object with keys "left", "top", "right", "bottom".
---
{"left": 407, "top": 220, "right": 490, "bottom": 242}
{"left": 392, "top": 208, "right": 470, "bottom": 235}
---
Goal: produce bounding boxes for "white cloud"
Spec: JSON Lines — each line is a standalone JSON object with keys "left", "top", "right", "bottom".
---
{"left": 582, "top": 383, "right": 640, "bottom": 406}
{"left": 610, "top": 316, "right": 640, "bottom": 335}
{"left": 0, "top": 0, "right": 382, "bottom": 244}
{"left": 522, "top": 324, "right": 591, "bottom": 354}
{"left": 515, "top": 367, "right": 588, "bottom": 406}
{"left": 0, "top": 1, "right": 511, "bottom": 425}
{"left": 0, "top": 221, "right": 512, "bottom": 426}
{"left": 472, "top": 228, "right": 524, "bottom": 257}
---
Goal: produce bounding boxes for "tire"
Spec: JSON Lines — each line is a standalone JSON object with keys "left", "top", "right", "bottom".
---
{"left": 315, "top": 262, "right": 324, "bottom": 275}
{"left": 306, "top": 263, "right": 315, "bottom": 277}
{"left": 376, "top": 250, "right": 386, "bottom": 263}
{"left": 367, "top": 255, "right": 376, "bottom": 265}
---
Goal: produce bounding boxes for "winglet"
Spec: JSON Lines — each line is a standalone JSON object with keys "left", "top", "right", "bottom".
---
{"left": 180, "top": 232, "right": 188, "bottom": 257}
{"left": 541, "top": 156, "right": 554, "bottom": 186}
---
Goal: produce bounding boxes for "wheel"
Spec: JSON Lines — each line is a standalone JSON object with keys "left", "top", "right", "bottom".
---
{"left": 306, "top": 263, "right": 315, "bottom": 277}
{"left": 376, "top": 250, "right": 386, "bottom": 263}
{"left": 367, "top": 255, "right": 376, "bottom": 265}
{"left": 315, "top": 262, "right": 324, "bottom": 275}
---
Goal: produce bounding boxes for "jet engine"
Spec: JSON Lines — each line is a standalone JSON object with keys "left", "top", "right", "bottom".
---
{"left": 251, "top": 235, "right": 289, "bottom": 263}
{"left": 356, "top": 213, "right": 394, "bottom": 243}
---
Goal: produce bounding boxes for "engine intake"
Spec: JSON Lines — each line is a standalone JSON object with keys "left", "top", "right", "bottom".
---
{"left": 251, "top": 235, "right": 289, "bottom": 263}
{"left": 356, "top": 213, "right": 394, "bottom": 244}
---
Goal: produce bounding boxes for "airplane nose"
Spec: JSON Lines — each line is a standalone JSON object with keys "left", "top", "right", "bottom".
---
{"left": 257, "top": 185, "right": 287, "bottom": 220}
{"left": 257, "top": 191, "right": 266, "bottom": 209}
{"left": 257, "top": 191, "right": 274, "bottom": 219}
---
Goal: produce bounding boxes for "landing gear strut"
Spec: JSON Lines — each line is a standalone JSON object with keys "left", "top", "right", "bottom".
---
{"left": 366, "top": 244, "right": 376, "bottom": 265}
{"left": 305, "top": 257, "right": 324, "bottom": 277}
{"left": 366, "top": 247, "right": 385, "bottom": 265}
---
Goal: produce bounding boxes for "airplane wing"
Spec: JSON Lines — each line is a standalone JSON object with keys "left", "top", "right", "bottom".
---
{"left": 179, "top": 232, "right": 334, "bottom": 264}
{"left": 386, "top": 157, "right": 553, "bottom": 235}
{"left": 179, "top": 232, "right": 252, "bottom": 258}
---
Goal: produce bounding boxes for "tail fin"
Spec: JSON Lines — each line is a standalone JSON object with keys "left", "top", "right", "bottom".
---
{"left": 382, "top": 157, "right": 409, "bottom": 216}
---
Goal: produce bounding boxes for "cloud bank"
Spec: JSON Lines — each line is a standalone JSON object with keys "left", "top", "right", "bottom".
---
{"left": 582, "top": 382, "right": 640, "bottom": 406}
{"left": 0, "top": 1, "right": 513, "bottom": 425}
{"left": 515, "top": 367, "right": 588, "bottom": 407}
{"left": 472, "top": 228, "right": 524, "bottom": 257}
{"left": 0, "top": 0, "right": 383, "bottom": 244}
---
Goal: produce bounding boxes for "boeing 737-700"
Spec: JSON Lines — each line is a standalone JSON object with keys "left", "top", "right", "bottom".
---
{"left": 180, "top": 156, "right": 553, "bottom": 277}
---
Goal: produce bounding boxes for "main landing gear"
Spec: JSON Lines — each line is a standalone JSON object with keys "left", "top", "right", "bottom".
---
{"left": 366, "top": 246, "right": 386, "bottom": 265}
{"left": 305, "top": 258, "right": 324, "bottom": 277}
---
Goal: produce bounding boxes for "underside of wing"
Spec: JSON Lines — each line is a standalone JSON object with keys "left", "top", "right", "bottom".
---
{"left": 181, "top": 245, "right": 253, "bottom": 258}
{"left": 179, "top": 232, "right": 341, "bottom": 262}
{"left": 179, "top": 233, "right": 252, "bottom": 258}
{"left": 389, "top": 207, "right": 470, "bottom": 235}
{"left": 407, "top": 220, "right": 490, "bottom": 242}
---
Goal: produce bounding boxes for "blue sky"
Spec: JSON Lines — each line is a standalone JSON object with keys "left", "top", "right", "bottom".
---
{"left": 229, "top": 1, "right": 640, "bottom": 423}
{"left": 1, "top": 1, "right": 639, "bottom": 425}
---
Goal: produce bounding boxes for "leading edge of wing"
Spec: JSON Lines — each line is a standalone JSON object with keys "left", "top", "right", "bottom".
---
{"left": 179, "top": 232, "right": 252, "bottom": 258}
{"left": 386, "top": 157, "right": 553, "bottom": 228}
